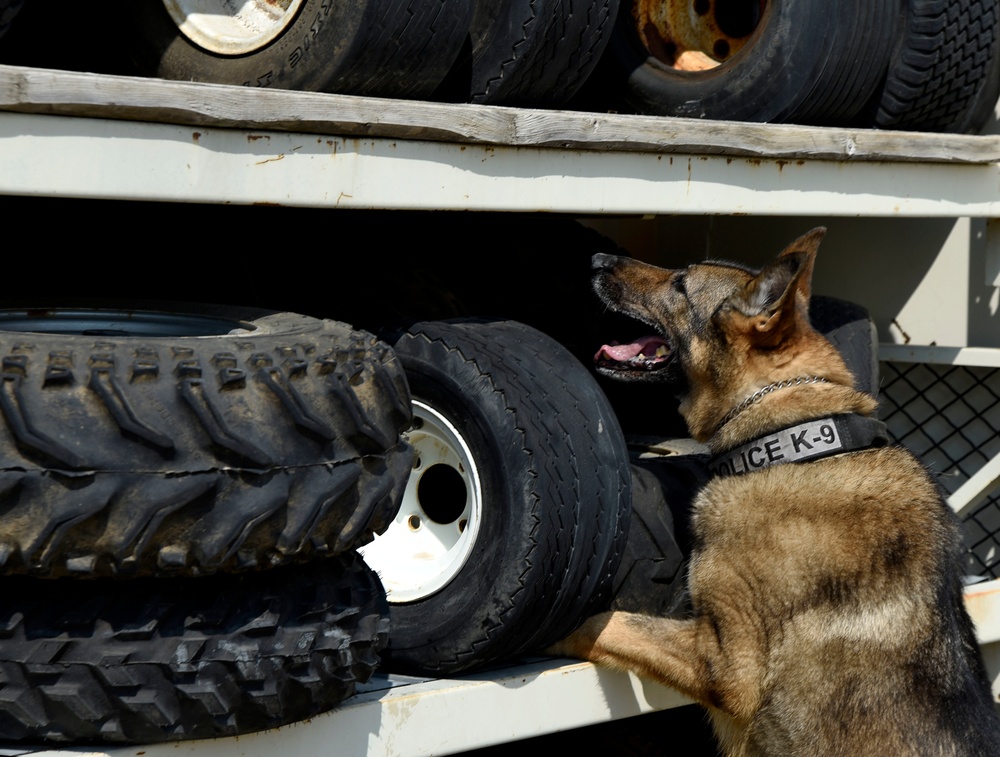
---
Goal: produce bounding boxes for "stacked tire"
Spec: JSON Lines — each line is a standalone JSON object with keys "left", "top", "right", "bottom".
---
{"left": 574, "top": 0, "right": 1000, "bottom": 132}
{"left": 124, "top": 0, "right": 476, "bottom": 99}
{"left": 123, "top": 0, "right": 622, "bottom": 108}
{"left": 361, "top": 319, "right": 632, "bottom": 675}
{"left": 0, "top": 305, "right": 635, "bottom": 741}
{"left": 0, "top": 304, "right": 413, "bottom": 742}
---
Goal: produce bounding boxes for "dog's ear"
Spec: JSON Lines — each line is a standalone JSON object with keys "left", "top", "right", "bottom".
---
{"left": 727, "top": 227, "right": 826, "bottom": 346}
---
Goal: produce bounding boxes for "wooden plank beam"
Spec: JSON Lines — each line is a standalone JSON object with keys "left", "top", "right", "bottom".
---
{"left": 2, "top": 65, "right": 1000, "bottom": 164}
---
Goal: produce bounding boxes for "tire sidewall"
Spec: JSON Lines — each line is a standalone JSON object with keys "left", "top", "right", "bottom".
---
{"left": 127, "top": 0, "right": 370, "bottom": 90}
{"left": 383, "top": 353, "right": 542, "bottom": 660}
{"left": 463, "top": 0, "right": 621, "bottom": 106}
{"left": 381, "top": 319, "right": 630, "bottom": 674}
{"left": 618, "top": 0, "right": 872, "bottom": 122}
{"left": 625, "top": 0, "right": 812, "bottom": 120}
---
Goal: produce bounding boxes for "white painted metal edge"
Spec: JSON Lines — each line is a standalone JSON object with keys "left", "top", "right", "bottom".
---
{"left": 17, "top": 659, "right": 689, "bottom": 757}
{"left": 879, "top": 344, "right": 1000, "bottom": 367}
{"left": 949, "top": 452, "right": 1000, "bottom": 516}
{"left": 3, "top": 113, "right": 1000, "bottom": 216}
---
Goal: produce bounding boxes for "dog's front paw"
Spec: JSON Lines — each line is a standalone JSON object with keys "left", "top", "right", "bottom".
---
{"left": 546, "top": 612, "right": 614, "bottom": 660}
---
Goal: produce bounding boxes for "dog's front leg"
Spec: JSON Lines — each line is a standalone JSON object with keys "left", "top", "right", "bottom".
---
{"left": 549, "top": 610, "right": 743, "bottom": 715}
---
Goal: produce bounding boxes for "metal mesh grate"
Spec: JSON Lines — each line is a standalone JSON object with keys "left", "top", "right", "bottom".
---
{"left": 879, "top": 362, "right": 1000, "bottom": 578}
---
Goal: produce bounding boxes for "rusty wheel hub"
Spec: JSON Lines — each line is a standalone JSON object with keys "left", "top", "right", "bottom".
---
{"left": 635, "top": 0, "right": 765, "bottom": 71}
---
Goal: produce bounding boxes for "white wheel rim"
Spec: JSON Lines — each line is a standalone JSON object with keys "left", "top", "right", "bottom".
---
{"left": 162, "top": 0, "right": 305, "bottom": 56}
{"left": 359, "top": 399, "right": 483, "bottom": 604}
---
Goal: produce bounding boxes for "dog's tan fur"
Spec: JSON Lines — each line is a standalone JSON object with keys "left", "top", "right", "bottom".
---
{"left": 550, "top": 229, "right": 1000, "bottom": 756}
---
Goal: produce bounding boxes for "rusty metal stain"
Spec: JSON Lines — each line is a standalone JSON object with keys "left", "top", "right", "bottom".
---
{"left": 633, "top": 0, "right": 764, "bottom": 69}
{"left": 966, "top": 580, "right": 1000, "bottom": 644}
{"left": 890, "top": 318, "right": 912, "bottom": 345}
{"left": 254, "top": 154, "right": 285, "bottom": 165}
{"left": 191, "top": 131, "right": 201, "bottom": 143}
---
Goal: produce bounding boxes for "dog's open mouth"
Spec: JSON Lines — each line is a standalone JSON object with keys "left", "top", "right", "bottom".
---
{"left": 594, "top": 335, "right": 673, "bottom": 377}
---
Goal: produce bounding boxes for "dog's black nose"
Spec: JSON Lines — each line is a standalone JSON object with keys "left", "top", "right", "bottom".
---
{"left": 592, "top": 252, "right": 619, "bottom": 271}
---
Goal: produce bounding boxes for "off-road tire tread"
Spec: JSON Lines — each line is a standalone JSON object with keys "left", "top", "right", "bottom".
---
{"left": 0, "top": 551, "right": 388, "bottom": 743}
{"left": 0, "top": 309, "right": 412, "bottom": 578}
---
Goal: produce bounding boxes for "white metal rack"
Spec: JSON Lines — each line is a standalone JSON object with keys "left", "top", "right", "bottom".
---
{"left": 3, "top": 63, "right": 1000, "bottom": 754}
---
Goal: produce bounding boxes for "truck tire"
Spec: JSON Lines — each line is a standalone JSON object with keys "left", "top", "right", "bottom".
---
{"left": 868, "top": 0, "right": 1000, "bottom": 133}
{"left": 0, "top": 551, "right": 388, "bottom": 743}
{"left": 610, "top": 452, "right": 706, "bottom": 616}
{"left": 809, "top": 295, "right": 880, "bottom": 398}
{"left": 585, "top": 0, "right": 897, "bottom": 124}
{"left": 361, "top": 319, "right": 631, "bottom": 675}
{"left": 124, "top": 0, "right": 474, "bottom": 98}
{"left": 436, "top": 0, "right": 620, "bottom": 107}
{"left": 0, "top": 304, "right": 412, "bottom": 578}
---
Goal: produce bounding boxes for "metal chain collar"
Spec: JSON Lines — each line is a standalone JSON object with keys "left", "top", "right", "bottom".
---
{"left": 719, "top": 376, "right": 831, "bottom": 429}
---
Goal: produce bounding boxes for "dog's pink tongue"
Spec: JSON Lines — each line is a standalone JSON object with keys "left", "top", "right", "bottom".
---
{"left": 595, "top": 336, "right": 667, "bottom": 362}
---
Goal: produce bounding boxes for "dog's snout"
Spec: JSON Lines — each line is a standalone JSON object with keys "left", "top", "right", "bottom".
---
{"left": 592, "top": 252, "right": 620, "bottom": 271}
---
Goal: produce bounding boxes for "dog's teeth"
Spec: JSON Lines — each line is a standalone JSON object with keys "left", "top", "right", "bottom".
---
{"left": 656, "top": 346, "right": 669, "bottom": 358}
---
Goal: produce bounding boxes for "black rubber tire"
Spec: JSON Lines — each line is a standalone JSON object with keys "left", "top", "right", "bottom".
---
{"left": 809, "top": 295, "right": 880, "bottom": 398}
{"left": 584, "top": 0, "right": 897, "bottom": 125}
{"left": 124, "top": 0, "right": 474, "bottom": 98}
{"left": 378, "top": 319, "right": 631, "bottom": 675}
{"left": 435, "top": 0, "right": 620, "bottom": 107}
{"left": 866, "top": 0, "right": 1000, "bottom": 133}
{"left": 610, "top": 453, "right": 707, "bottom": 616}
{"left": 0, "top": 0, "right": 23, "bottom": 40}
{"left": 0, "top": 551, "right": 388, "bottom": 743}
{"left": 0, "top": 304, "right": 412, "bottom": 578}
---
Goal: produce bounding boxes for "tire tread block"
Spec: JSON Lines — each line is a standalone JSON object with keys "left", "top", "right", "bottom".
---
{"left": 0, "top": 552, "right": 388, "bottom": 743}
{"left": 0, "top": 308, "right": 413, "bottom": 578}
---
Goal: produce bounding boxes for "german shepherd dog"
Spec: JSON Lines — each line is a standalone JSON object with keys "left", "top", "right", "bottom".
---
{"left": 549, "top": 229, "right": 1000, "bottom": 756}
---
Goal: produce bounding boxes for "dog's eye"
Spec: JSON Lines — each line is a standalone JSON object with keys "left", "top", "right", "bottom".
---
{"left": 672, "top": 275, "right": 687, "bottom": 295}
